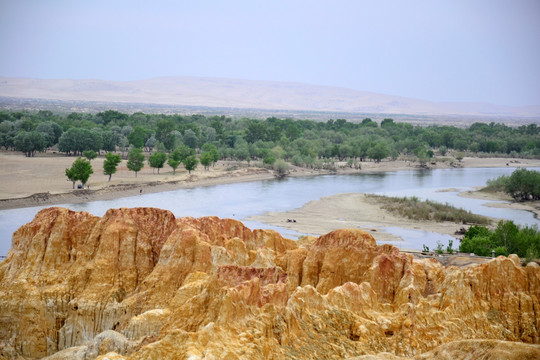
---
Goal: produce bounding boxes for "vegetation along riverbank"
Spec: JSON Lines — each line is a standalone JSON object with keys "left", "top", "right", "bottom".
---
{"left": 1, "top": 109, "right": 540, "bottom": 209}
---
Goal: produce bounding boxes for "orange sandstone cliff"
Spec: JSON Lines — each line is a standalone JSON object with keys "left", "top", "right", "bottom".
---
{"left": 0, "top": 207, "right": 539, "bottom": 359}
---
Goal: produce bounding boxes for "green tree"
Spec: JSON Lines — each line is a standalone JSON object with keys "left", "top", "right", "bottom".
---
{"left": 361, "top": 118, "right": 378, "bottom": 127}
{"left": 127, "top": 148, "right": 145, "bottom": 177}
{"left": 13, "top": 131, "right": 46, "bottom": 157}
{"left": 167, "top": 152, "right": 182, "bottom": 174}
{"left": 65, "top": 167, "right": 77, "bottom": 189}
{"left": 155, "top": 119, "right": 176, "bottom": 149}
{"left": 273, "top": 159, "right": 290, "bottom": 179}
{"left": 167, "top": 155, "right": 182, "bottom": 174}
{"left": 183, "top": 129, "right": 199, "bottom": 149}
{"left": 103, "top": 152, "right": 122, "bottom": 181}
{"left": 415, "top": 146, "right": 430, "bottom": 167}
{"left": 83, "top": 150, "right": 97, "bottom": 161}
{"left": 201, "top": 143, "right": 219, "bottom": 165}
{"left": 35, "top": 122, "right": 62, "bottom": 147}
{"left": 176, "top": 144, "right": 195, "bottom": 162}
{"left": 183, "top": 155, "right": 198, "bottom": 174}
{"left": 101, "top": 130, "right": 117, "bottom": 152}
{"left": 367, "top": 142, "right": 389, "bottom": 163}
{"left": 200, "top": 151, "right": 213, "bottom": 170}
{"left": 128, "top": 126, "right": 147, "bottom": 148}
{"left": 148, "top": 151, "right": 167, "bottom": 174}
{"left": 65, "top": 157, "right": 93, "bottom": 189}
{"left": 504, "top": 168, "right": 540, "bottom": 201}
{"left": 245, "top": 120, "right": 267, "bottom": 143}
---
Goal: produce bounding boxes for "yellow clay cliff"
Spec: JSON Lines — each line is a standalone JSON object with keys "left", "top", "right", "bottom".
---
{"left": 0, "top": 207, "right": 538, "bottom": 359}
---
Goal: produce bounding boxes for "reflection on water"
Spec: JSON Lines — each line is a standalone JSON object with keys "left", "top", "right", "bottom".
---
{"left": 380, "top": 227, "right": 455, "bottom": 251}
{"left": 0, "top": 166, "right": 538, "bottom": 255}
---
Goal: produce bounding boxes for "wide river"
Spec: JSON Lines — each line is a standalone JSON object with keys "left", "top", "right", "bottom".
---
{"left": 1, "top": 167, "right": 538, "bottom": 256}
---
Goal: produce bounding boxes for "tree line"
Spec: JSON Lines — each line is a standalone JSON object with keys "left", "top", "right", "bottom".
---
{"left": 1, "top": 110, "right": 539, "bottom": 170}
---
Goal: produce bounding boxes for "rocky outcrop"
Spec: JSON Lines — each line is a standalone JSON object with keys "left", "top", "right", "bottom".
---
{"left": 0, "top": 207, "right": 538, "bottom": 359}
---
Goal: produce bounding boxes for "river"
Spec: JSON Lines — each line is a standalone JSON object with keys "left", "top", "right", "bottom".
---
{"left": 0, "top": 166, "right": 538, "bottom": 256}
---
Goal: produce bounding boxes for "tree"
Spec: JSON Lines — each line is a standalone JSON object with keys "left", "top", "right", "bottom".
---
{"left": 155, "top": 119, "right": 176, "bottom": 147}
{"left": 167, "top": 147, "right": 184, "bottom": 174}
{"left": 361, "top": 118, "right": 378, "bottom": 127}
{"left": 58, "top": 128, "right": 99, "bottom": 155}
{"left": 183, "top": 155, "right": 198, "bottom": 174}
{"left": 273, "top": 159, "right": 290, "bottom": 178}
{"left": 367, "top": 142, "right": 389, "bottom": 163}
{"left": 13, "top": 131, "right": 46, "bottom": 157}
{"left": 103, "top": 152, "right": 122, "bottom": 181}
{"left": 183, "top": 129, "right": 199, "bottom": 149}
{"left": 128, "top": 126, "right": 148, "bottom": 148}
{"left": 65, "top": 167, "right": 77, "bottom": 189}
{"left": 168, "top": 156, "right": 181, "bottom": 174}
{"left": 415, "top": 146, "right": 430, "bottom": 168}
{"left": 148, "top": 151, "right": 167, "bottom": 174}
{"left": 200, "top": 151, "right": 213, "bottom": 170}
{"left": 127, "top": 148, "right": 145, "bottom": 177}
{"left": 176, "top": 144, "right": 195, "bottom": 162}
{"left": 201, "top": 143, "right": 219, "bottom": 166}
{"left": 101, "top": 130, "right": 117, "bottom": 152}
{"left": 35, "top": 122, "right": 62, "bottom": 147}
{"left": 504, "top": 168, "right": 540, "bottom": 201}
{"left": 65, "top": 157, "right": 93, "bottom": 189}
{"left": 83, "top": 150, "right": 97, "bottom": 161}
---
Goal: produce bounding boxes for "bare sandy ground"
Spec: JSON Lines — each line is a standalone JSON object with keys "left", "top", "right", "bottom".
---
{"left": 1, "top": 151, "right": 539, "bottom": 211}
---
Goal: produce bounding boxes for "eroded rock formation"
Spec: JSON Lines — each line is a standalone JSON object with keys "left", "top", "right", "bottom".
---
{"left": 0, "top": 207, "right": 538, "bottom": 359}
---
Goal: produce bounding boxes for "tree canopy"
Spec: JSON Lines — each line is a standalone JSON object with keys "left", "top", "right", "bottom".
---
{"left": 65, "top": 157, "right": 93, "bottom": 189}
{"left": 1, "top": 110, "right": 539, "bottom": 172}
{"left": 183, "top": 155, "right": 198, "bottom": 174}
{"left": 103, "top": 152, "right": 122, "bottom": 181}
{"left": 127, "top": 148, "right": 145, "bottom": 177}
{"left": 148, "top": 151, "right": 167, "bottom": 174}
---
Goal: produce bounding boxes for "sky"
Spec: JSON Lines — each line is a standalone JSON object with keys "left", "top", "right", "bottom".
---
{"left": 1, "top": 0, "right": 539, "bottom": 107}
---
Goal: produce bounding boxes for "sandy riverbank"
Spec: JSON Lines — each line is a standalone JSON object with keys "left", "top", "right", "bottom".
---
{"left": 1, "top": 151, "right": 540, "bottom": 210}
{"left": 459, "top": 187, "right": 540, "bottom": 218}
{"left": 248, "top": 192, "right": 479, "bottom": 243}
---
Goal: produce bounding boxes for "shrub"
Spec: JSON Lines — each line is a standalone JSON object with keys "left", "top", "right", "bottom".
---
{"left": 446, "top": 239, "right": 454, "bottom": 254}
{"left": 493, "top": 246, "right": 509, "bottom": 257}
{"left": 483, "top": 174, "right": 509, "bottom": 193}
{"left": 460, "top": 235, "right": 492, "bottom": 256}
{"left": 273, "top": 159, "right": 289, "bottom": 178}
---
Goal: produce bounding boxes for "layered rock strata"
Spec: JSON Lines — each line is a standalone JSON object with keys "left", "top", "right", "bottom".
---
{"left": 0, "top": 207, "right": 538, "bottom": 359}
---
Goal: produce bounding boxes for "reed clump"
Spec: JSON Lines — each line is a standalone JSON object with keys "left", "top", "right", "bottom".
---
{"left": 365, "top": 194, "right": 491, "bottom": 225}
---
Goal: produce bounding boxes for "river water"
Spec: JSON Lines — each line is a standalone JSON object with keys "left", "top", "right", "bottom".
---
{"left": 1, "top": 167, "right": 538, "bottom": 256}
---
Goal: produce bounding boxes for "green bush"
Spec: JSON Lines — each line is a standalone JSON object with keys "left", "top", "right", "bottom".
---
{"left": 483, "top": 174, "right": 509, "bottom": 192}
{"left": 460, "top": 221, "right": 540, "bottom": 258}
{"left": 460, "top": 235, "right": 492, "bottom": 256}
{"left": 493, "top": 246, "right": 509, "bottom": 257}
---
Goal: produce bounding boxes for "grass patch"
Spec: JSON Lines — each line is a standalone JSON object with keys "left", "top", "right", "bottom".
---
{"left": 480, "top": 174, "right": 509, "bottom": 193}
{"left": 365, "top": 194, "right": 491, "bottom": 225}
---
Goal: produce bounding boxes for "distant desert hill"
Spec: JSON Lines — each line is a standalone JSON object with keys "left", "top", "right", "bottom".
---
{"left": 0, "top": 76, "right": 539, "bottom": 118}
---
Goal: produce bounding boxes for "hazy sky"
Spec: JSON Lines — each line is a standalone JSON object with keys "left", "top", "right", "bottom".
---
{"left": 1, "top": 0, "right": 539, "bottom": 107}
